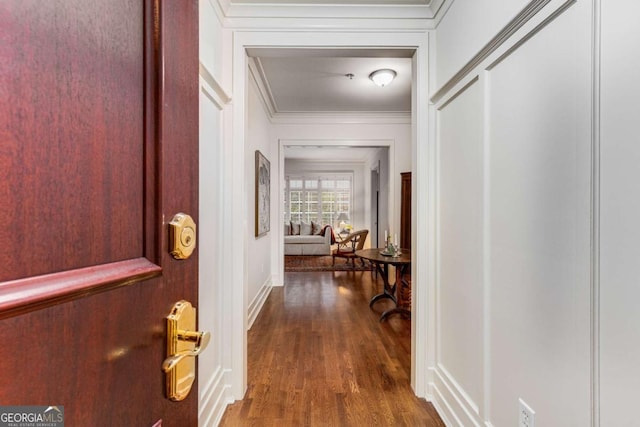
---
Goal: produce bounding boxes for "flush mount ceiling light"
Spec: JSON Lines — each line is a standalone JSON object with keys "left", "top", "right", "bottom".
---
{"left": 369, "top": 69, "right": 397, "bottom": 87}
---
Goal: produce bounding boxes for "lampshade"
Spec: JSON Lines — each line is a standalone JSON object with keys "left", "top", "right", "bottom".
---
{"left": 369, "top": 69, "right": 397, "bottom": 87}
{"left": 336, "top": 212, "right": 349, "bottom": 221}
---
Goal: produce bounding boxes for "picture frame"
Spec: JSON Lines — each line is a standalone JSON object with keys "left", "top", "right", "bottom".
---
{"left": 255, "top": 150, "right": 271, "bottom": 236}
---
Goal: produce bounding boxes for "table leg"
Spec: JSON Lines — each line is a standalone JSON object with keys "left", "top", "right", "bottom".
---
{"left": 369, "top": 263, "right": 396, "bottom": 308}
{"left": 379, "top": 264, "right": 411, "bottom": 321}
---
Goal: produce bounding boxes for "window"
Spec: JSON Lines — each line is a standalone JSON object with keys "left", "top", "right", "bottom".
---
{"left": 284, "top": 174, "right": 352, "bottom": 226}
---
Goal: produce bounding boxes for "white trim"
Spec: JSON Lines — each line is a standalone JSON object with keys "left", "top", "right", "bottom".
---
{"left": 590, "top": 0, "right": 601, "bottom": 425}
{"left": 247, "top": 276, "right": 273, "bottom": 329}
{"left": 200, "top": 62, "right": 232, "bottom": 107}
{"left": 431, "top": 0, "right": 574, "bottom": 103}
{"left": 248, "top": 58, "right": 278, "bottom": 117}
{"left": 224, "top": 16, "right": 434, "bottom": 31}
{"left": 232, "top": 27, "right": 431, "bottom": 410}
{"left": 198, "top": 365, "right": 231, "bottom": 427}
{"left": 481, "top": 69, "right": 492, "bottom": 423}
{"left": 429, "top": 1, "right": 586, "bottom": 425}
{"left": 430, "top": 377, "right": 463, "bottom": 427}
{"left": 212, "top": 0, "right": 230, "bottom": 22}
{"left": 270, "top": 111, "right": 411, "bottom": 125}
{"left": 433, "top": 366, "right": 483, "bottom": 427}
{"left": 224, "top": 4, "right": 434, "bottom": 20}
{"left": 418, "top": 29, "right": 438, "bottom": 400}
{"left": 229, "top": 37, "right": 249, "bottom": 400}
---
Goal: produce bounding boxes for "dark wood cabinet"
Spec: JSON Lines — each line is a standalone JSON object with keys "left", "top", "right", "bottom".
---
{"left": 400, "top": 172, "right": 411, "bottom": 250}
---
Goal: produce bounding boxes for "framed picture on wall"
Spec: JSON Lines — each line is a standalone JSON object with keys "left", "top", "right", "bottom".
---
{"left": 255, "top": 150, "right": 270, "bottom": 236}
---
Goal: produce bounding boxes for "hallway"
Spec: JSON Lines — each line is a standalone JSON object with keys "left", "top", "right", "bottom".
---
{"left": 220, "top": 271, "right": 444, "bottom": 426}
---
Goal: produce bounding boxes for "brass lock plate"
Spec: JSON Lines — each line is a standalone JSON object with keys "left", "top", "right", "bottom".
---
{"left": 169, "top": 213, "right": 196, "bottom": 260}
{"left": 165, "top": 301, "right": 197, "bottom": 401}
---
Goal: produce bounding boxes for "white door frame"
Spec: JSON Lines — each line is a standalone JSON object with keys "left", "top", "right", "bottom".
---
{"left": 227, "top": 29, "right": 434, "bottom": 400}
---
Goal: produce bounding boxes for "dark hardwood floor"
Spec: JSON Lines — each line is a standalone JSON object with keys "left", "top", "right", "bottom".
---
{"left": 219, "top": 270, "right": 445, "bottom": 426}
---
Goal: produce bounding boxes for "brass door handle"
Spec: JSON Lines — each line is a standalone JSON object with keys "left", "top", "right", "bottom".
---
{"left": 163, "top": 300, "right": 209, "bottom": 401}
{"left": 162, "top": 330, "right": 210, "bottom": 372}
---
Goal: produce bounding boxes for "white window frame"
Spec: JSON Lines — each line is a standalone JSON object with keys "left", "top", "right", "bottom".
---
{"left": 284, "top": 173, "right": 353, "bottom": 226}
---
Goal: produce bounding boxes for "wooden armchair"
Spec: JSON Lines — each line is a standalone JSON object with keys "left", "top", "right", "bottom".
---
{"left": 332, "top": 229, "right": 369, "bottom": 267}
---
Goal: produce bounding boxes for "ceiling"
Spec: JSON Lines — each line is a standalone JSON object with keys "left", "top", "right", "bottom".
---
{"left": 247, "top": 37, "right": 414, "bottom": 164}
{"left": 250, "top": 49, "right": 411, "bottom": 162}
{"left": 249, "top": 48, "right": 413, "bottom": 114}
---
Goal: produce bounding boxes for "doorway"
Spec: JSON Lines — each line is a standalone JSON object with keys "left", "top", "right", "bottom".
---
{"left": 371, "top": 164, "right": 380, "bottom": 248}
{"left": 229, "top": 30, "right": 431, "bottom": 401}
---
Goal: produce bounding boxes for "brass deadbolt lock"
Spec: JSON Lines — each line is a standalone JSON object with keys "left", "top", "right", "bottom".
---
{"left": 169, "top": 213, "right": 196, "bottom": 260}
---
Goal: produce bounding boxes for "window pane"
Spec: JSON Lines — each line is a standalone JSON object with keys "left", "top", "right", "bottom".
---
{"left": 336, "top": 180, "right": 350, "bottom": 189}
{"left": 285, "top": 175, "right": 352, "bottom": 227}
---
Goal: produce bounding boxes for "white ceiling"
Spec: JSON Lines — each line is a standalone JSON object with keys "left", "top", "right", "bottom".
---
{"left": 250, "top": 50, "right": 411, "bottom": 161}
{"left": 250, "top": 49, "right": 413, "bottom": 114}
{"left": 246, "top": 32, "right": 415, "bottom": 164}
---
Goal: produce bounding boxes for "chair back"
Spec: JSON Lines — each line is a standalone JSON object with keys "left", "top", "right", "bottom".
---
{"left": 350, "top": 229, "right": 368, "bottom": 250}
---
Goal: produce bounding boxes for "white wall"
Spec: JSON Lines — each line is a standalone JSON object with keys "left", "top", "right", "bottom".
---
{"left": 435, "top": 0, "right": 528, "bottom": 89}
{"left": 367, "top": 147, "right": 391, "bottom": 248}
{"left": 599, "top": 1, "right": 640, "bottom": 425}
{"left": 246, "top": 74, "right": 274, "bottom": 328}
{"left": 198, "top": 1, "right": 234, "bottom": 425}
{"left": 272, "top": 122, "right": 411, "bottom": 284}
{"left": 431, "top": 0, "right": 592, "bottom": 425}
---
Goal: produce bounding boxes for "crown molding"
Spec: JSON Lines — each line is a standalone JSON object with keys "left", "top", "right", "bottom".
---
{"left": 225, "top": 4, "right": 432, "bottom": 19}
{"left": 224, "top": 16, "right": 433, "bottom": 31}
{"left": 270, "top": 111, "right": 411, "bottom": 125}
{"left": 214, "top": 0, "right": 455, "bottom": 30}
{"left": 431, "top": 0, "right": 561, "bottom": 103}
{"left": 248, "top": 57, "right": 278, "bottom": 116}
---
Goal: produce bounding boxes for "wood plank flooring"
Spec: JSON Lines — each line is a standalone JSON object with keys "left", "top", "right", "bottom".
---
{"left": 219, "top": 270, "right": 445, "bottom": 426}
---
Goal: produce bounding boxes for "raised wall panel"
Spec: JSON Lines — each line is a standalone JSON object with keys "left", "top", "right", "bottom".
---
{"left": 487, "top": 2, "right": 591, "bottom": 426}
{"left": 435, "top": 0, "right": 528, "bottom": 90}
{"left": 437, "top": 78, "right": 483, "bottom": 414}
{"left": 600, "top": 1, "right": 640, "bottom": 424}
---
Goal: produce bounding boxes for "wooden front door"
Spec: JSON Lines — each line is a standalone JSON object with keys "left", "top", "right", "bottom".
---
{"left": 0, "top": 1, "right": 199, "bottom": 425}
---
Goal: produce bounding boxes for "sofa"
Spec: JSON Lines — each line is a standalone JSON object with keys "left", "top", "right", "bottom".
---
{"left": 284, "top": 221, "right": 333, "bottom": 256}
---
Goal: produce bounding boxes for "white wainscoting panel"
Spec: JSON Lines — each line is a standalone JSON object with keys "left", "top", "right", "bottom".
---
{"left": 436, "top": 77, "right": 484, "bottom": 419}
{"left": 599, "top": 1, "right": 640, "bottom": 425}
{"left": 432, "top": 0, "right": 594, "bottom": 426}
{"left": 486, "top": 1, "right": 591, "bottom": 426}
{"left": 199, "top": 72, "right": 232, "bottom": 427}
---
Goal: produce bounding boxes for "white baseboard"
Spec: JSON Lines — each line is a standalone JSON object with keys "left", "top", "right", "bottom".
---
{"left": 247, "top": 276, "right": 273, "bottom": 329}
{"left": 430, "top": 366, "right": 484, "bottom": 427}
{"left": 199, "top": 366, "right": 232, "bottom": 427}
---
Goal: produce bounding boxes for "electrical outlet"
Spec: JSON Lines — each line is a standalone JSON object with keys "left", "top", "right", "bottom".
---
{"left": 519, "top": 398, "right": 535, "bottom": 427}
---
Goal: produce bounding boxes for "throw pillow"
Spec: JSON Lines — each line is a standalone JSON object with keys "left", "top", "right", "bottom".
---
{"left": 311, "top": 221, "right": 323, "bottom": 235}
{"left": 290, "top": 221, "right": 301, "bottom": 235}
{"left": 300, "top": 221, "right": 312, "bottom": 236}
{"left": 284, "top": 223, "right": 291, "bottom": 236}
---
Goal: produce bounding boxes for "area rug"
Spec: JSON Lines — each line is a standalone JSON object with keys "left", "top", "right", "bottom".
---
{"left": 284, "top": 255, "right": 374, "bottom": 272}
